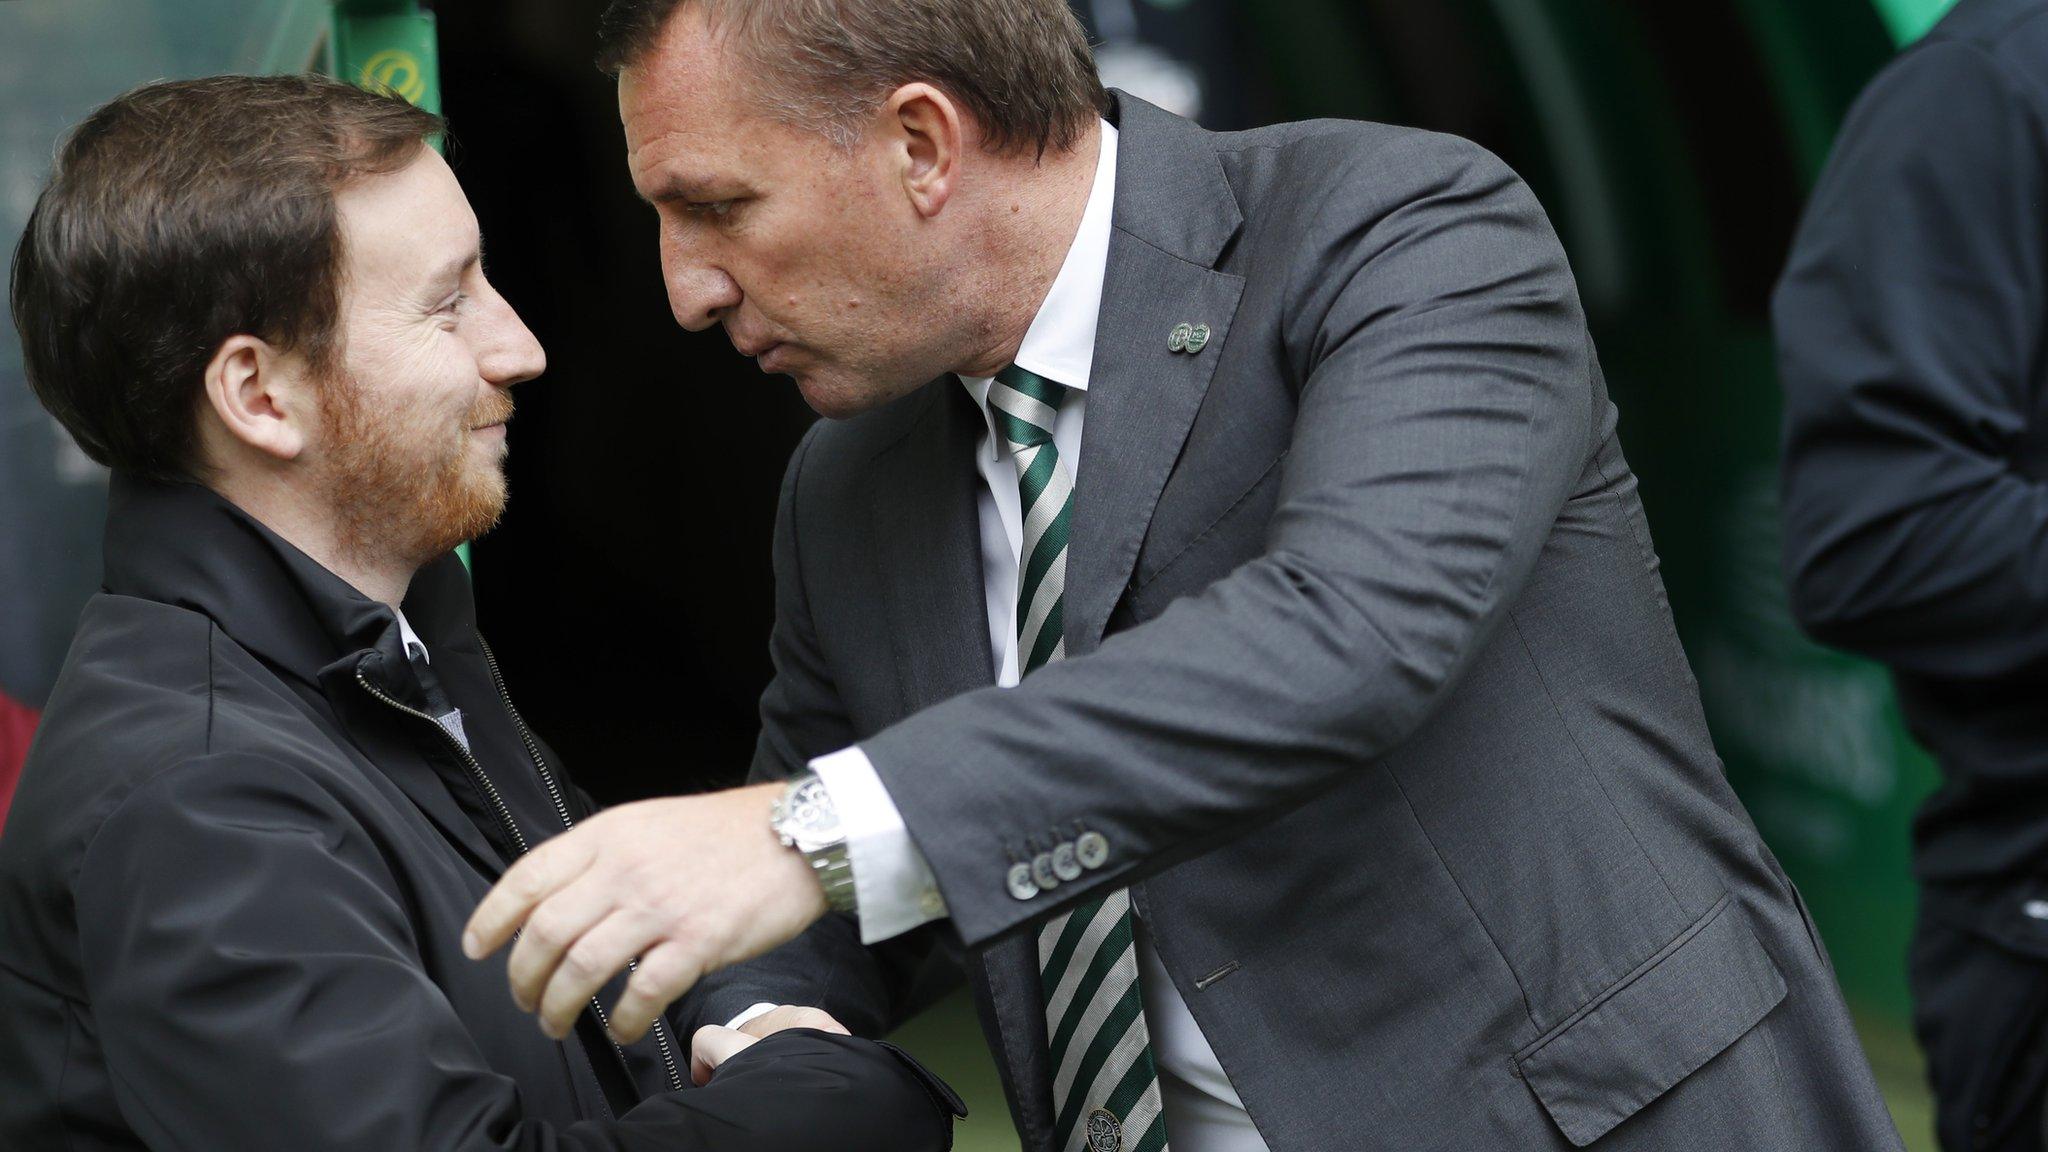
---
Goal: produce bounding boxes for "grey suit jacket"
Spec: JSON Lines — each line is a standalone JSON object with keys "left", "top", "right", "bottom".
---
{"left": 694, "top": 93, "right": 1902, "bottom": 1151}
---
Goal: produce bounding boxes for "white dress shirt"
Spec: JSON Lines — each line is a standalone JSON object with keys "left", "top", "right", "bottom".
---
{"left": 396, "top": 611, "right": 428, "bottom": 663}
{"left": 801, "top": 120, "right": 1267, "bottom": 1152}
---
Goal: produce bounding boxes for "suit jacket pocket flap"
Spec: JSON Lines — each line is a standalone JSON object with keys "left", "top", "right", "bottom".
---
{"left": 1513, "top": 895, "right": 1787, "bottom": 1146}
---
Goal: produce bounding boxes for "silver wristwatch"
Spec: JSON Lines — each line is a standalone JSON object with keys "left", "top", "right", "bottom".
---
{"left": 771, "top": 772, "right": 858, "bottom": 917}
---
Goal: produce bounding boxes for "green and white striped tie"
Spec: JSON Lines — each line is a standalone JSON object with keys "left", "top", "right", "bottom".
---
{"left": 992, "top": 364, "right": 1168, "bottom": 1152}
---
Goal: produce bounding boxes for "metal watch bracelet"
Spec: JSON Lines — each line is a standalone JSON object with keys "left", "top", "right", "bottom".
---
{"left": 772, "top": 773, "right": 859, "bottom": 917}
{"left": 806, "top": 846, "right": 858, "bottom": 917}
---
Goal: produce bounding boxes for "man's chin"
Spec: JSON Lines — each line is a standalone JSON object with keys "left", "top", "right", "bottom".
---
{"left": 456, "top": 474, "right": 510, "bottom": 540}
{"left": 410, "top": 470, "right": 508, "bottom": 561}
{"left": 793, "top": 369, "right": 923, "bottom": 421}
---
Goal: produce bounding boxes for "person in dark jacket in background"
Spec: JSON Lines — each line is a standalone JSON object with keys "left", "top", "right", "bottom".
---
{"left": 1775, "top": 1, "right": 2048, "bottom": 1149}
{"left": 0, "top": 74, "right": 961, "bottom": 1151}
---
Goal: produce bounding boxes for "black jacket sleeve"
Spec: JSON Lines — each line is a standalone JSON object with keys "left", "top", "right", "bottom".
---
{"left": 72, "top": 753, "right": 955, "bottom": 1152}
{"left": 1775, "top": 38, "right": 2048, "bottom": 678}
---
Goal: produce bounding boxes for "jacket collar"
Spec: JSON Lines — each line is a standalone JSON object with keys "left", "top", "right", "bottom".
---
{"left": 1101, "top": 90, "right": 1243, "bottom": 269}
{"left": 102, "top": 474, "right": 519, "bottom": 874}
{"left": 100, "top": 473, "right": 476, "bottom": 692}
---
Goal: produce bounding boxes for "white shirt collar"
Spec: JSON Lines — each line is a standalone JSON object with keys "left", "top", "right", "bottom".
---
{"left": 395, "top": 609, "right": 427, "bottom": 662}
{"left": 961, "top": 118, "right": 1117, "bottom": 446}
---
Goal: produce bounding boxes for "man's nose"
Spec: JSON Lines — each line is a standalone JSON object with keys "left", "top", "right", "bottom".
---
{"left": 664, "top": 263, "right": 742, "bottom": 333}
{"left": 660, "top": 223, "right": 740, "bottom": 332}
{"left": 478, "top": 291, "right": 547, "bottom": 387}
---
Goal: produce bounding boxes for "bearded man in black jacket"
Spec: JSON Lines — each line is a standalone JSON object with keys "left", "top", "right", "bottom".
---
{"left": 0, "top": 74, "right": 960, "bottom": 1152}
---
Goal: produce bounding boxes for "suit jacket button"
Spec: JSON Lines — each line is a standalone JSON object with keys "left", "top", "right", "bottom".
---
{"left": 1007, "top": 862, "right": 1040, "bottom": 901}
{"left": 1052, "top": 840, "right": 1083, "bottom": 882}
{"left": 1032, "top": 850, "right": 1060, "bottom": 891}
{"left": 1076, "top": 831, "right": 1110, "bottom": 870}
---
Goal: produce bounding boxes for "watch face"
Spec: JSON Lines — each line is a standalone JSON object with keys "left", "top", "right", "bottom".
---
{"left": 784, "top": 777, "right": 842, "bottom": 842}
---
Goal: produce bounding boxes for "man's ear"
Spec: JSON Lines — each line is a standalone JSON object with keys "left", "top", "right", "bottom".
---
{"left": 885, "top": 83, "right": 965, "bottom": 219}
{"left": 201, "top": 334, "right": 313, "bottom": 462}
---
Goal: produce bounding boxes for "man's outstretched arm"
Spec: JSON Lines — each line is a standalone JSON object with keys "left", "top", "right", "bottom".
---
{"left": 75, "top": 752, "right": 956, "bottom": 1151}
{"left": 481, "top": 426, "right": 954, "bottom": 1047}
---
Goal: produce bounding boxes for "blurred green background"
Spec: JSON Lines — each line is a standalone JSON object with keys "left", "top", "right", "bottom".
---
{"left": 0, "top": 1, "right": 1971, "bottom": 1148}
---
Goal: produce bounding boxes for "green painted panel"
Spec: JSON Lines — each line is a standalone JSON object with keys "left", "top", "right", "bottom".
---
{"left": 330, "top": 5, "right": 441, "bottom": 116}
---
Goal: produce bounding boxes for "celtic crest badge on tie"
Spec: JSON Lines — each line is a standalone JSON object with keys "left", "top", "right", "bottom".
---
{"left": 1086, "top": 1108, "right": 1124, "bottom": 1152}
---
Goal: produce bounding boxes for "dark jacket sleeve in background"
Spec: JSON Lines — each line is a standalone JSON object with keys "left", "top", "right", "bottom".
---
{"left": 1775, "top": 37, "right": 2048, "bottom": 678}
{"left": 73, "top": 753, "right": 953, "bottom": 1152}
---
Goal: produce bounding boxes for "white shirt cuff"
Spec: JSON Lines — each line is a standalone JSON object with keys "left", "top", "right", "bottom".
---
{"left": 810, "top": 745, "right": 950, "bottom": 943}
{"left": 726, "top": 1002, "right": 781, "bottom": 1030}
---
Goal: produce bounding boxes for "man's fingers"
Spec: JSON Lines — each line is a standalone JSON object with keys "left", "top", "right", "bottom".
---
{"left": 690, "top": 1025, "right": 760, "bottom": 1086}
{"left": 605, "top": 940, "right": 702, "bottom": 1047}
{"left": 505, "top": 873, "right": 623, "bottom": 1013}
{"left": 465, "top": 788, "right": 828, "bottom": 1041}
{"left": 737, "top": 1005, "right": 851, "bottom": 1040}
{"left": 534, "top": 911, "right": 664, "bottom": 1040}
{"left": 463, "top": 832, "right": 595, "bottom": 960}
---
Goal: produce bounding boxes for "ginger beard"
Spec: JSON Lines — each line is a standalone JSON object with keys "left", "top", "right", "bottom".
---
{"left": 315, "top": 368, "right": 514, "bottom": 569}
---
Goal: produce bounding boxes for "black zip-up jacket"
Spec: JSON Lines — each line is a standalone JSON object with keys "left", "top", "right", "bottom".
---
{"left": 1775, "top": 0, "right": 2048, "bottom": 925}
{"left": 0, "top": 476, "right": 962, "bottom": 1151}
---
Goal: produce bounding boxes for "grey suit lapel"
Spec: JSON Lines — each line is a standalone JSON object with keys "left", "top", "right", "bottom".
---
{"left": 869, "top": 382, "right": 997, "bottom": 715}
{"left": 1065, "top": 94, "right": 1247, "bottom": 657}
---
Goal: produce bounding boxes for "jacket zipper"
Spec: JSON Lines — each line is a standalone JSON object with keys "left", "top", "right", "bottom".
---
{"left": 355, "top": 663, "right": 686, "bottom": 1095}
{"left": 476, "top": 635, "right": 688, "bottom": 1095}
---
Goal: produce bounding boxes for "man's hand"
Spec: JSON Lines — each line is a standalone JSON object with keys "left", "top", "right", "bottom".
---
{"left": 739, "top": 1005, "right": 851, "bottom": 1042}
{"left": 461, "top": 782, "right": 829, "bottom": 1044}
{"left": 689, "top": 1026, "right": 759, "bottom": 1084}
{"left": 693, "top": 1007, "right": 851, "bottom": 1084}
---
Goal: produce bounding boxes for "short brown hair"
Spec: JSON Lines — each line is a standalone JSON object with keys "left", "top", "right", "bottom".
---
{"left": 595, "top": 0, "right": 1109, "bottom": 156}
{"left": 9, "top": 74, "right": 444, "bottom": 482}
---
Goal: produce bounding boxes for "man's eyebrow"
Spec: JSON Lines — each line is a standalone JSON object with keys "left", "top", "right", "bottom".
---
{"left": 638, "top": 173, "right": 718, "bottom": 206}
{"left": 426, "top": 242, "right": 484, "bottom": 291}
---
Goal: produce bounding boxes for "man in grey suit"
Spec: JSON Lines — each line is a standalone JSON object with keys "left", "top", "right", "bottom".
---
{"left": 465, "top": 0, "right": 1904, "bottom": 1147}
